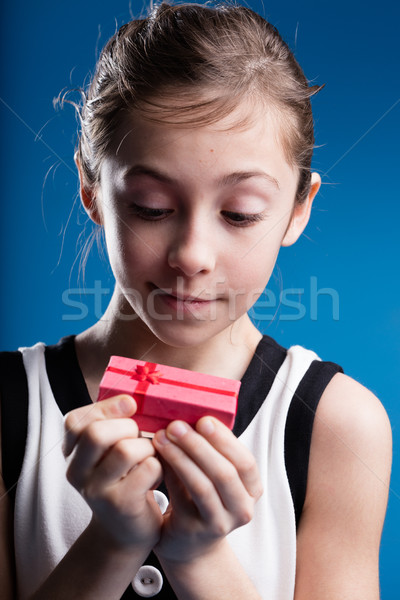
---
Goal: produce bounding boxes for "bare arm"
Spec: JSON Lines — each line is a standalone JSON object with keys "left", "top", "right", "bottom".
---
{"left": 29, "top": 516, "right": 155, "bottom": 600}
{"left": 159, "top": 538, "right": 261, "bottom": 600}
{"left": 295, "top": 373, "right": 392, "bottom": 599}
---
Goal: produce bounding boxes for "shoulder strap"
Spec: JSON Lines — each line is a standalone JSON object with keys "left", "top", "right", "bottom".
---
{"left": 233, "top": 335, "right": 287, "bottom": 438}
{"left": 44, "top": 335, "right": 91, "bottom": 415}
{"left": 0, "top": 336, "right": 92, "bottom": 509}
{"left": 0, "top": 351, "right": 29, "bottom": 506}
{"left": 284, "top": 359, "right": 343, "bottom": 525}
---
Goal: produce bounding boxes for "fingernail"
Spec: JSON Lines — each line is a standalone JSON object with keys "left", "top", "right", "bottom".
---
{"left": 118, "top": 395, "right": 135, "bottom": 415}
{"left": 167, "top": 421, "right": 188, "bottom": 440}
{"left": 154, "top": 429, "right": 170, "bottom": 446}
{"left": 198, "top": 418, "right": 215, "bottom": 436}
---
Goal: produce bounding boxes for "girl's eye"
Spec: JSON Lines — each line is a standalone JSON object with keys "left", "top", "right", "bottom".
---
{"left": 222, "top": 211, "right": 266, "bottom": 227}
{"left": 130, "top": 203, "right": 173, "bottom": 221}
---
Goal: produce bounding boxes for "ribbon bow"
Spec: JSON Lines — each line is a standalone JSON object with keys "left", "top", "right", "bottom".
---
{"left": 134, "top": 364, "right": 162, "bottom": 384}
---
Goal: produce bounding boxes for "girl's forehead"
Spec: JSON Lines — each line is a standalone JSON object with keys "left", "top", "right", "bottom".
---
{"left": 102, "top": 104, "right": 298, "bottom": 195}
{"left": 111, "top": 101, "right": 290, "bottom": 166}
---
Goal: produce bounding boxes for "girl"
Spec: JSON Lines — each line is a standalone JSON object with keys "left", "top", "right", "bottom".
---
{"left": 0, "top": 2, "right": 392, "bottom": 599}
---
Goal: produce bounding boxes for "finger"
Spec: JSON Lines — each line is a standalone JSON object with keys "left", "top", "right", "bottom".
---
{"left": 89, "top": 438, "right": 156, "bottom": 488}
{"left": 159, "top": 456, "right": 192, "bottom": 513}
{"left": 153, "top": 427, "right": 229, "bottom": 523}
{"left": 154, "top": 421, "right": 260, "bottom": 524}
{"left": 66, "top": 418, "right": 139, "bottom": 491}
{"left": 118, "top": 456, "right": 164, "bottom": 502}
{"left": 196, "top": 417, "right": 263, "bottom": 500}
{"left": 63, "top": 395, "right": 137, "bottom": 457}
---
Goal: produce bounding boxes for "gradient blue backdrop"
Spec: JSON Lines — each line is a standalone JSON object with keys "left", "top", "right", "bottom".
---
{"left": 1, "top": 0, "right": 399, "bottom": 596}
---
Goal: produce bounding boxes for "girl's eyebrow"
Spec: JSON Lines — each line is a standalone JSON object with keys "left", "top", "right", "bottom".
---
{"left": 125, "top": 164, "right": 280, "bottom": 191}
{"left": 219, "top": 170, "right": 280, "bottom": 191}
{"left": 125, "top": 164, "right": 174, "bottom": 185}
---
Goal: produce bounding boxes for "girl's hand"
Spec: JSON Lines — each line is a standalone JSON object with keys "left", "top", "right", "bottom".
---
{"left": 152, "top": 417, "right": 263, "bottom": 563}
{"left": 63, "top": 395, "right": 163, "bottom": 552}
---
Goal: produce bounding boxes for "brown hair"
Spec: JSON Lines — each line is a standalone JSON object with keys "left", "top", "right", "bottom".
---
{"left": 74, "top": 1, "right": 322, "bottom": 204}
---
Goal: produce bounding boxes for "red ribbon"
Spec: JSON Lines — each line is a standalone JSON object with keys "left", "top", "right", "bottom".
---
{"left": 106, "top": 361, "right": 236, "bottom": 399}
{"left": 134, "top": 364, "right": 163, "bottom": 384}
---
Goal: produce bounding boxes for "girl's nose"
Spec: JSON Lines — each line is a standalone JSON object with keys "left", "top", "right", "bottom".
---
{"left": 167, "top": 219, "right": 216, "bottom": 277}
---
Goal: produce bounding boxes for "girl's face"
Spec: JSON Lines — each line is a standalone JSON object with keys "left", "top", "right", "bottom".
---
{"left": 84, "top": 103, "right": 318, "bottom": 349}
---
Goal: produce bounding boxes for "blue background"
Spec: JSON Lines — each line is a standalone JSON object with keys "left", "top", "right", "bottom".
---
{"left": 1, "top": 0, "right": 399, "bottom": 595}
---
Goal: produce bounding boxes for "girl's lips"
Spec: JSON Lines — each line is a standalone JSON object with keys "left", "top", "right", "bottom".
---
{"left": 164, "top": 292, "right": 211, "bottom": 303}
{"left": 151, "top": 284, "right": 216, "bottom": 303}
{"left": 150, "top": 284, "right": 218, "bottom": 315}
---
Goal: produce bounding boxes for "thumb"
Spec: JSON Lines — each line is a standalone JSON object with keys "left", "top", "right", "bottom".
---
{"left": 63, "top": 394, "right": 137, "bottom": 457}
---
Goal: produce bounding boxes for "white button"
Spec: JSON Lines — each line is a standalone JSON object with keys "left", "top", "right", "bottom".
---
{"left": 132, "top": 565, "right": 163, "bottom": 597}
{"left": 153, "top": 490, "right": 169, "bottom": 514}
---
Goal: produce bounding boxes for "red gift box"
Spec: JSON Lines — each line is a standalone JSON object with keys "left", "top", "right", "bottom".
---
{"left": 97, "top": 356, "right": 240, "bottom": 433}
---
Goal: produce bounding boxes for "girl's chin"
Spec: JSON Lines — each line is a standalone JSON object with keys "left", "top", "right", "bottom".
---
{"left": 141, "top": 318, "right": 229, "bottom": 350}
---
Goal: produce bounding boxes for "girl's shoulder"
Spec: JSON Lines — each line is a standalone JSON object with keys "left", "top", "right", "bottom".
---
{"left": 309, "top": 362, "right": 391, "bottom": 479}
{"left": 313, "top": 370, "right": 391, "bottom": 460}
{"left": 255, "top": 334, "right": 391, "bottom": 467}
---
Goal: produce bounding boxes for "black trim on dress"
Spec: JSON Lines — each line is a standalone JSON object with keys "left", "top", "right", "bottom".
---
{"left": 284, "top": 360, "right": 343, "bottom": 525}
{"left": 0, "top": 351, "right": 29, "bottom": 505}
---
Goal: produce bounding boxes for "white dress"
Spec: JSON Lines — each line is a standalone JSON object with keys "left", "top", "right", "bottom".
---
{"left": 1, "top": 336, "right": 341, "bottom": 599}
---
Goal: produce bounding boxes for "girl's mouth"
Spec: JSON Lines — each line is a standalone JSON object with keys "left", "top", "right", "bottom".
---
{"left": 150, "top": 284, "right": 218, "bottom": 315}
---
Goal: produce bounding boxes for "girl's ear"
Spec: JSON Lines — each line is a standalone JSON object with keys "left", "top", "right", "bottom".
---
{"left": 281, "top": 172, "right": 321, "bottom": 247}
{"left": 75, "top": 156, "right": 103, "bottom": 225}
